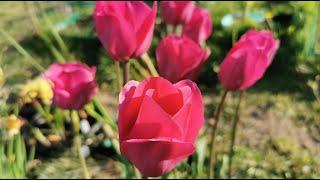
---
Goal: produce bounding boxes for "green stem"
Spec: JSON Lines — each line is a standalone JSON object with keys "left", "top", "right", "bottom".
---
{"left": 174, "top": 24, "right": 183, "bottom": 36}
{"left": 28, "top": 143, "right": 36, "bottom": 162}
{"left": 33, "top": 101, "right": 52, "bottom": 122}
{"left": 209, "top": 89, "right": 229, "bottom": 178}
{"left": 71, "top": 110, "right": 80, "bottom": 133}
{"left": 140, "top": 53, "right": 159, "bottom": 77}
{"left": 131, "top": 60, "right": 152, "bottom": 78}
{"left": 91, "top": 98, "right": 117, "bottom": 131}
{"left": 227, "top": 91, "right": 244, "bottom": 178}
{"left": 75, "top": 135, "right": 91, "bottom": 179}
{"left": 121, "top": 61, "right": 130, "bottom": 85}
{"left": 84, "top": 105, "right": 119, "bottom": 152}
{"left": 115, "top": 61, "right": 123, "bottom": 93}
{"left": 71, "top": 111, "right": 90, "bottom": 179}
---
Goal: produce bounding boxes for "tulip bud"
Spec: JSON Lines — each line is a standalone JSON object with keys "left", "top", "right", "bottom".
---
{"left": 156, "top": 35, "right": 210, "bottom": 83}
{"left": 94, "top": 1, "right": 157, "bottom": 62}
{"left": 160, "top": 1, "right": 195, "bottom": 25}
{"left": 218, "top": 30, "right": 280, "bottom": 91}
{"left": 182, "top": 7, "right": 213, "bottom": 45}
{"left": 43, "top": 62, "right": 98, "bottom": 110}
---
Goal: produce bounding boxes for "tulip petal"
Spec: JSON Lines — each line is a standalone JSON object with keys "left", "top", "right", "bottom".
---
{"left": 157, "top": 35, "right": 208, "bottom": 83}
{"left": 129, "top": 95, "right": 183, "bottom": 140}
{"left": 183, "top": 7, "right": 212, "bottom": 44}
{"left": 94, "top": 2, "right": 136, "bottom": 61}
{"left": 133, "top": 2, "right": 157, "bottom": 57}
{"left": 174, "top": 80, "right": 204, "bottom": 142}
{"left": 121, "top": 138, "right": 195, "bottom": 177}
{"left": 141, "top": 77, "right": 184, "bottom": 115}
{"left": 118, "top": 80, "right": 142, "bottom": 141}
{"left": 160, "top": 1, "right": 195, "bottom": 25}
{"left": 218, "top": 42, "right": 248, "bottom": 90}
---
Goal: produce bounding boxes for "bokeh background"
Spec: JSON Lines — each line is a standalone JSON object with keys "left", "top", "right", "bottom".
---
{"left": 0, "top": 1, "right": 320, "bottom": 178}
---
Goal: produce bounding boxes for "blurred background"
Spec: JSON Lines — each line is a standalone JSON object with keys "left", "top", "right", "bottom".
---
{"left": 0, "top": 1, "right": 319, "bottom": 179}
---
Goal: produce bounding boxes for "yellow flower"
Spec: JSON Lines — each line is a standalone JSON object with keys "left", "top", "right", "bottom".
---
{"left": 20, "top": 78, "right": 53, "bottom": 104}
{"left": 265, "top": 11, "right": 274, "bottom": 20}
{"left": 5, "top": 115, "right": 23, "bottom": 137}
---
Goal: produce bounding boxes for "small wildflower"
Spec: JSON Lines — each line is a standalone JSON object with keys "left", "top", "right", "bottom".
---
{"left": 5, "top": 115, "right": 24, "bottom": 137}
{"left": 20, "top": 78, "right": 53, "bottom": 104}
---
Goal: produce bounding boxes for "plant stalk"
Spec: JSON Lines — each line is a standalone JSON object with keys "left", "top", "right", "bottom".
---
{"left": 209, "top": 89, "right": 229, "bottom": 178}
{"left": 227, "top": 91, "right": 244, "bottom": 178}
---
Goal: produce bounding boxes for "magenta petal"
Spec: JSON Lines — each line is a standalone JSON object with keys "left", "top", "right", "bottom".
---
{"left": 94, "top": 2, "right": 136, "bottom": 61}
{"left": 129, "top": 95, "right": 183, "bottom": 140}
{"left": 160, "top": 1, "right": 195, "bottom": 25}
{"left": 218, "top": 29, "right": 279, "bottom": 91}
{"left": 44, "top": 62, "right": 98, "bottom": 110}
{"left": 183, "top": 7, "right": 212, "bottom": 44}
{"left": 133, "top": 1, "right": 157, "bottom": 57}
{"left": 118, "top": 80, "right": 141, "bottom": 141}
{"left": 174, "top": 80, "right": 204, "bottom": 142}
{"left": 121, "top": 139, "right": 195, "bottom": 177}
{"left": 156, "top": 35, "right": 209, "bottom": 83}
{"left": 118, "top": 77, "right": 204, "bottom": 177}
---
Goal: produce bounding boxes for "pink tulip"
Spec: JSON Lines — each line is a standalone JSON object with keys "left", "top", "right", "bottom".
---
{"left": 218, "top": 30, "right": 280, "bottom": 91}
{"left": 160, "top": 1, "right": 195, "bottom": 25}
{"left": 118, "top": 77, "right": 204, "bottom": 177}
{"left": 183, "top": 7, "right": 212, "bottom": 44}
{"left": 156, "top": 35, "right": 210, "bottom": 83}
{"left": 43, "top": 62, "right": 97, "bottom": 110}
{"left": 94, "top": 1, "right": 157, "bottom": 62}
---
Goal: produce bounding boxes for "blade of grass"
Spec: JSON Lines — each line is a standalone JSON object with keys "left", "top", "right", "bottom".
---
{"left": 26, "top": 2, "right": 66, "bottom": 63}
{"left": 36, "top": 2, "right": 73, "bottom": 60}
{"left": 0, "top": 29, "right": 44, "bottom": 71}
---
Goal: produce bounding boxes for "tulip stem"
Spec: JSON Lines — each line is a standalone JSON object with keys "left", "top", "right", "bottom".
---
{"left": 115, "top": 61, "right": 123, "bottom": 93}
{"left": 227, "top": 91, "right": 244, "bottom": 178}
{"left": 141, "top": 53, "right": 159, "bottom": 77}
{"left": 75, "top": 135, "right": 91, "bottom": 179}
{"left": 71, "top": 111, "right": 91, "bottom": 179}
{"left": 131, "top": 60, "right": 152, "bottom": 78}
{"left": 92, "top": 98, "right": 117, "bottom": 131}
{"left": 209, "top": 89, "right": 229, "bottom": 178}
{"left": 121, "top": 61, "right": 130, "bottom": 85}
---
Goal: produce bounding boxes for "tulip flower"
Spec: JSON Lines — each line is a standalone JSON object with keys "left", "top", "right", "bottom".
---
{"left": 118, "top": 77, "right": 204, "bottom": 177}
{"left": 43, "top": 62, "right": 97, "bottom": 110}
{"left": 218, "top": 30, "right": 280, "bottom": 91}
{"left": 160, "top": 1, "right": 195, "bottom": 25}
{"left": 156, "top": 35, "right": 210, "bottom": 83}
{"left": 94, "top": 1, "right": 157, "bottom": 62}
{"left": 183, "top": 7, "right": 213, "bottom": 45}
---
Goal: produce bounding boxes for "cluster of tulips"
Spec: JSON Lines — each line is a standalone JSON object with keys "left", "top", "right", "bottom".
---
{"left": 41, "top": 1, "right": 279, "bottom": 178}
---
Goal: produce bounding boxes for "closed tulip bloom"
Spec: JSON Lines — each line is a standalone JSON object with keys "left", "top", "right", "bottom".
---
{"left": 119, "top": 77, "right": 204, "bottom": 177}
{"left": 156, "top": 35, "right": 210, "bottom": 83}
{"left": 160, "top": 1, "right": 195, "bottom": 25}
{"left": 218, "top": 30, "right": 280, "bottom": 91}
{"left": 94, "top": 1, "right": 157, "bottom": 62}
{"left": 183, "top": 7, "right": 212, "bottom": 45}
{"left": 43, "top": 62, "right": 97, "bottom": 110}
